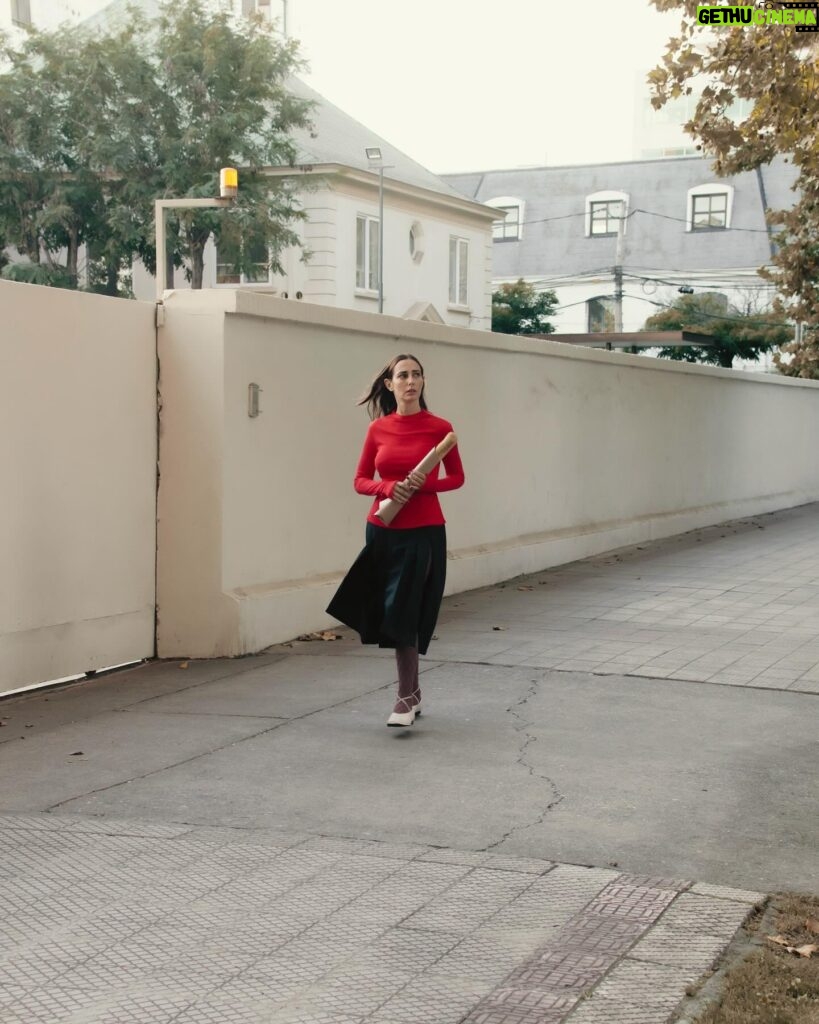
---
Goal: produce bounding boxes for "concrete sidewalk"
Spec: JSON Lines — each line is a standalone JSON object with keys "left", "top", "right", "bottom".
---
{"left": 2, "top": 503, "right": 818, "bottom": 1023}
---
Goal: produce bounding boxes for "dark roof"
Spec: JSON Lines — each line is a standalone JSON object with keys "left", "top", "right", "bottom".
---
{"left": 443, "top": 156, "right": 799, "bottom": 280}
{"left": 286, "top": 78, "right": 473, "bottom": 202}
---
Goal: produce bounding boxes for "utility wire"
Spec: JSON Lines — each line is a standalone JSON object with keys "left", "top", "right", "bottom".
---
{"left": 506, "top": 206, "right": 774, "bottom": 234}
{"left": 555, "top": 292, "right": 793, "bottom": 330}
{"left": 621, "top": 270, "right": 777, "bottom": 290}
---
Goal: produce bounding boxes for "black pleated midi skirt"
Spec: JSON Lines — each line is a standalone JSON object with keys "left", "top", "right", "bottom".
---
{"left": 326, "top": 523, "right": 446, "bottom": 656}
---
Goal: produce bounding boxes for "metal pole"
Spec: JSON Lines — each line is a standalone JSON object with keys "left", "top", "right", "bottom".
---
{"left": 155, "top": 202, "right": 166, "bottom": 303}
{"left": 612, "top": 209, "right": 626, "bottom": 348}
{"left": 378, "top": 165, "right": 384, "bottom": 314}
{"left": 154, "top": 197, "right": 232, "bottom": 303}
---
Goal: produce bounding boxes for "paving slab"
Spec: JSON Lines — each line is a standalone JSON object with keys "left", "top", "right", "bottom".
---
{"left": 2, "top": 503, "right": 819, "bottom": 1022}
{"left": 19, "top": 656, "right": 816, "bottom": 892}
{"left": 0, "top": 815, "right": 760, "bottom": 1024}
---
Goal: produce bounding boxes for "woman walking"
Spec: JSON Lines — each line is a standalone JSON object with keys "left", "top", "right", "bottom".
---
{"left": 327, "top": 354, "right": 465, "bottom": 727}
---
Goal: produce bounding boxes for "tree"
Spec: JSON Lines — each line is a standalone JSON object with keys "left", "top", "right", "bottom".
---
{"left": 0, "top": 0, "right": 312, "bottom": 295}
{"left": 492, "top": 279, "right": 558, "bottom": 335}
{"left": 0, "top": 28, "right": 106, "bottom": 288}
{"left": 647, "top": 1, "right": 819, "bottom": 376}
{"left": 641, "top": 292, "right": 792, "bottom": 368}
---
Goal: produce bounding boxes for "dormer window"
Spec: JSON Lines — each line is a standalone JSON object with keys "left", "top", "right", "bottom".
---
{"left": 486, "top": 197, "right": 525, "bottom": 242}
{"left": 687, "top": 184, "right": 734, "bottom": 230}
{"left": 585, "top": 190, "right": 629, "bottom": 237}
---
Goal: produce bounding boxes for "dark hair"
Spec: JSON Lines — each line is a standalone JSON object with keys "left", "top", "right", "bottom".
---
{"left": 358, "top": 353, "right": 428, "bottom": 419}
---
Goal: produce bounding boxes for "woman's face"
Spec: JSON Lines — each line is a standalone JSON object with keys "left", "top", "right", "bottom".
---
{"left": 387, "top": 359, "right": 424, "bottom": 414}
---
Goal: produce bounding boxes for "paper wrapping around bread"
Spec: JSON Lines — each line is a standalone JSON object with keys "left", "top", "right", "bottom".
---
{"left": 375, "top": 432, "right": 458, "bottom": 526}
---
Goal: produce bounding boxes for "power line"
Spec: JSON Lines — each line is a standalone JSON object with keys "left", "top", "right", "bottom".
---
{"left": 621, "top": 270, "right": 777, "bottom": 290}
{"left": 555, "top": 292, "right": 793, "bottom": 330}
{"left": 631, "top": 207, "right": 776, "bottom": 235}
{"left": 507, "top": 206, "right": 774, "bottom": 234}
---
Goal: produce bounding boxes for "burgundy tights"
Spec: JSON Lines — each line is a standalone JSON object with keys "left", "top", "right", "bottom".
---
{"left": 394, "top": 646, "right": 420, "bottom": 712}
{"left": 393, "top": 553, "right": 430, "bottom": 713}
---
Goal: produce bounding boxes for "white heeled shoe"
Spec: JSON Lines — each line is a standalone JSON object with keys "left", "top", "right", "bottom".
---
{"left": 387, "top": 690, "right": 421, "bottom": 728}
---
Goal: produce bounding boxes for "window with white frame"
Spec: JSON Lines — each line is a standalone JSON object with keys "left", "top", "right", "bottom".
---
{"left": 585, "top": 190, "right": 629, "bottom": 237}
{"left": 587, "top": 295, "right": 616, "bottom": 333}
{"left": 356, "top": 214, "right": 379, "bottom": 291}
{"left": 215, "top": 229, "right": 270, "bottom": 285}
{"left": 687, "top": 184, "right": 733, "bottom": 231}
{"left": 486, "top": 197, "right": 525, "bottom": 242}
{"left": 449, "top": 237, "right": 468, "bottom": 306}
{"left": 589, "top": 201, "right": 624, "bottom": 236}
{"left": 11, "top": 0, "right": 32, "bottom": 25}
{"left": 493, "top": 206, "right": 522, "bottom": 241}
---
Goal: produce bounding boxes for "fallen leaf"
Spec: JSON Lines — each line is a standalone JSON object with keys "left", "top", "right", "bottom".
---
{"left": 297, "top": 631, "right": 341, "bottom": 642}
{"left": 179, "top": 661, "right": 189, "bottom": 669}
{"left": 0, "top": 721, "right": 6, "bottom": 728}
{"left": 806, "top": 918, "right": 819, "bottom": 935}
{"left": 517, "top": 586, "right": 533, "bottom": 591}
{"left": 70, "top": 751, "right": 84, "bottom": 757}
{"left": 766, "top": 935, "right": 818, "bottom": 958}
{"left": 492, "top": 626, "right": 506, "bottom": 631}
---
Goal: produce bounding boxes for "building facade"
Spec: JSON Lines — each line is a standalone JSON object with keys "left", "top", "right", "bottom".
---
{"left": 133, "top": 77, "right": 497, "bottom": 330}
{"left": 444, "top": 155, "right": 799, "bottom": 360}
{"left": 3, "top": 0, "right": 498, "bottom": 328}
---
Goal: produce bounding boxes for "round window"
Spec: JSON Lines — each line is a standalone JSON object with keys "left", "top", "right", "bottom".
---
{"left": 409, "top": 221, "right": 424, "bottom": 263}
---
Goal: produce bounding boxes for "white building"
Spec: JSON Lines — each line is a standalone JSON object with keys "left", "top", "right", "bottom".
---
{"left": 631, "top": 73, "right": 755, "bottom": 161}
{"left": 0, "top": 0, "right": 108, "bottom": 32}
{"left": 444, "top": 154, "right": 799, "bottom": 361}
{"left": 130, "top": 76, "right": 498, "bottom": 330}
{"left": 79, "top": 0, "right": 500, "bottom": 329}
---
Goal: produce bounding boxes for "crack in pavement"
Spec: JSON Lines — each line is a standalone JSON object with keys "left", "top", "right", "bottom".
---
{"left": 482, "top": 675, "right": 564, "bottom": 852}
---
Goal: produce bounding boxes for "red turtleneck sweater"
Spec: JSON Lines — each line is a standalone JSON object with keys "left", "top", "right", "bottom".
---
{"left": 354, "top": 410, "right": 465, "bottom": 529}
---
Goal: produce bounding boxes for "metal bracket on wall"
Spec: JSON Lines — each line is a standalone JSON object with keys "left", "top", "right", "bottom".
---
{"left": 248, "top": 383, "right": 262, "bottom": 418}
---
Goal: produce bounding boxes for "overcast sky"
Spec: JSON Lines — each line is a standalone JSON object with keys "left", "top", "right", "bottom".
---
{"left": 289, "top": 0, "right": 683, "bottom": 173}
{"left": 63, "top": 0, "right": 685, "bottom": 174}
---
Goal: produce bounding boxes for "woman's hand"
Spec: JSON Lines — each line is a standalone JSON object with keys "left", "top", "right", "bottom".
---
{"left": 391, "top": 479, "right": 414, "bottom": 504}
{"left": 391, "top": 470, "right": 427, "bottom": 504}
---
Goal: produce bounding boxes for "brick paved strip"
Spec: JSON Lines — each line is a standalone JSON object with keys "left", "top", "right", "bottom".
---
{"left": 461, "top": 876, "right": 692, "bottom": 1024}
{"left": 506, "top": 950, "right": 618, "bottom": 992}
{"left": 583, "top": 882, "right": 678, "bottom": 922}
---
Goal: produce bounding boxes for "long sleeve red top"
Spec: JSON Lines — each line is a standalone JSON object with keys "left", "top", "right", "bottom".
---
{"left": 354, "top": 410, "right": 465, "bottom": 529}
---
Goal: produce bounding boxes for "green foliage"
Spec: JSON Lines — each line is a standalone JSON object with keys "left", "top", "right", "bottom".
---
{"left": 0, "top": 0, "right": 312, "bottom": 295}
{"left": 642, "top": 292, "right": 792, "bottom": 368}
{"left": 492, "top": 279, "right": 557, "bottom": 336}
{"left": 648, "top": 1, "right": 819, "bottom": 376}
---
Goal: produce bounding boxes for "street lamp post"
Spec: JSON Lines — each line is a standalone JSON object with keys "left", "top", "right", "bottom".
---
{"left": 365, "top": 147, "right": 392, "bottom": 314}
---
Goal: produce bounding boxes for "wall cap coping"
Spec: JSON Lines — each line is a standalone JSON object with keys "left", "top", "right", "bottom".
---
{"left": 160, "top": 288, "right": 819, "bottom": 388}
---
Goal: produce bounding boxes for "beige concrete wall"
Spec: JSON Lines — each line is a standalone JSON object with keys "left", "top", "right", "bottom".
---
{"left": 1, "top": 280, "right": 157, "bottom": 690}
{"left": 157, "top": 289, "right": 819, "bottom": 658}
